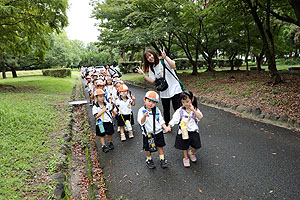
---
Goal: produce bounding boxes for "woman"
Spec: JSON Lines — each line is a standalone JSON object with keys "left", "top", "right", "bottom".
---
{"left": 137, "top": 48, "right": 182, "bottom": 125}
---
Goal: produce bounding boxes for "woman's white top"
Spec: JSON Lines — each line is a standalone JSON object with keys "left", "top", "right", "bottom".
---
{"left": 169, "top": 106, "right": 203, "bottom": 134}
{"left": 148, "top": 57, "right": 182, "bottom": 98}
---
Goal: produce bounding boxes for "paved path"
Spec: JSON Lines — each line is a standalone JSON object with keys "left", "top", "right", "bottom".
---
{"left": 83, "top": 82, "right": 300, "bottom": 200}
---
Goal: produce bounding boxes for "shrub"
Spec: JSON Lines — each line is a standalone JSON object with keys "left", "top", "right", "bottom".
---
{"left": 276, "top": 58, "right": 300, "bottom": 65}
{"left": 119, "top": 61, "right": 141, "bottom": 73}
{"left": 42, "top": 68, "right": 72, "bottom": 78}
{"left": 173, "top": 58, "right": 191, "bottom": 70}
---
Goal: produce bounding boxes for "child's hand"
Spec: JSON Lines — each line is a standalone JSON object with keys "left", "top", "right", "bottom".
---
{"left": 101, "top": 107, "right": 107, "bottom": 113}
{"left": 144, "top": 111, "right": 149, "bottom": 118}
{"left": 188, "top": 104, "right": 195, "bottom": 111}
{"left": 131, "top": 94, "right": 135, "bottom": 101}
{"left": 163, "top": 125, "right": 171, "bottom": 133}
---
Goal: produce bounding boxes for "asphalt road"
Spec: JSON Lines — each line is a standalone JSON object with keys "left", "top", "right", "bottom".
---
{"left": 83, "top": 82, "right": 300, "bottom": 200}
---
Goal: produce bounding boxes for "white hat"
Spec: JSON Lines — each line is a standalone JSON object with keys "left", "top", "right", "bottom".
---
{"left": 145, "top": 91, "right": 159, "bottom": 102}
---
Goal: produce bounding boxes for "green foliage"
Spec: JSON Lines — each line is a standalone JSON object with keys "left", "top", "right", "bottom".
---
{"left": 0, "top": 74, "right": 76, "bottom": 199}
{"left": 42, "top": 68, "right": 72, "bottom": 78}
{"left": 276, "top": 58, "right": 300, "bottom": 65}
{"left": 0, "top": 0, "right": 68, "bottom": 56}
{"left": 119, "top": 61, "right": 141, "bottom": 73}
{"left": 173, "top": 58, "right": 191, "bottom": 70}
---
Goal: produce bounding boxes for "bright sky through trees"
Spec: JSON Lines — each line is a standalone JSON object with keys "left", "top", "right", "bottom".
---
{"left": 65, "top": 0, "right": 99, "bottom": 44}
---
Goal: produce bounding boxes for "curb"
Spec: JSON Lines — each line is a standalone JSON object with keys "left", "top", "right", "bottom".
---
{"left": 125, "top": 80, "right": 300, "bottom": 132}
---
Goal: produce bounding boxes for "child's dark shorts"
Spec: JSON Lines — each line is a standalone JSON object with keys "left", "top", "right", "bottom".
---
{"left": 96, "top": 122, "right": 114, "bottom": 137}
{"left": 174, "top": 131, "right": 201, "bottom": 150}
{"left": 143, "top": 131, "right": 166, "bottom": 151}
{"left": 117, "top": 113, "right": 134, "bottom": 126}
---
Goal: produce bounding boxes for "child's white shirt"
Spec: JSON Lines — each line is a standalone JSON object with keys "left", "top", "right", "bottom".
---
{"left": 169, "top": 106, "right": 203, "bottom": 134}
{"left": 106, "top": 85, "right": 114, "bottom": 97}
{"left": 115, "top": 98, "right": 132, "bottom": 115}
{"left": 111, "top": 87, "right": 119, "bottom": 104}
{"left": 92, "top": 103, "right": 113, "bottom": 124}
{"left": 87, "top": 82, "right": 93, "bottom": 92}
{"left": 137, "top": 107, "right": 165, "bottom": 136}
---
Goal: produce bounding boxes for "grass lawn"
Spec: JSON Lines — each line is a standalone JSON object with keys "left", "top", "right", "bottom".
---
{"left": 0, "top": 71, "right": 79, "bottom": 199}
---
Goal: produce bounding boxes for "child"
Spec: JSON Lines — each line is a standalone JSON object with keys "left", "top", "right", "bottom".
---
{"left": 105, "top": 77, "right": 114, "bottom": 98}
{"left": 85, "top": 76, "right": 94, "bottom": 106}
{"left": 137, "top": 91, "right": 169, "bottom": 169}
{"left": 168, "top": 91, "right": 203, "bottom": 168}
{"left": 92, "top": 89, "right": 116, "bottom": 153}
{"left": 115, "top": 84, "right": 135, "bottom": 141}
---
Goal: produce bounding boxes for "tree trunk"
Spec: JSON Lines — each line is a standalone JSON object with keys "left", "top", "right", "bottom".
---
{"left": 120, "top": 49, "right": 126, "bottom": 61}
{"left": 151, "top": 42, "right": 160, "bottom": 55}
{"left": 129, "top": 49, "right": 135, "bottom": 61}
{"left": 245, "top": 0, "right": 281, "bottom": 84}
{"left": 1, "top": 54, "right": 6, "bottom": 79}
{"left": 10, "top": 65, "right": 18, "bottom": 78}
{"left": 206, "top": 56, "right": 215, "bottom": 72}
{"left": 265, "top": 0, "right": 281, "bottom": 84}
{"left": 191, "top": 60, "right": 198, "bottom": 75}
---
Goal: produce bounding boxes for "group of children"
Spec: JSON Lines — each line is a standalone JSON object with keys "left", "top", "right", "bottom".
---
{"left": 83, "top": 69, "right": 203, "bottom": 168}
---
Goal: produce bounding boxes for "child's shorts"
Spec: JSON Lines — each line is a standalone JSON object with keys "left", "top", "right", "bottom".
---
{"left": 96, "top": 122, "right": 114, "bottom": 137}
{"left": 174, "top": 131, "right": 201, "bottom": 150}
{"left": 143, "top": 131, "right": 166, "bottom": 151}
{"left": 117, "top": 113, "right": 134, "bottom": 126}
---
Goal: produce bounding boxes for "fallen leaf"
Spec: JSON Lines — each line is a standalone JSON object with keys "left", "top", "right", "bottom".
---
{"left": 162, "top": 180, "right": 167, "bottom": 183}
{"left": 198, "top": 188, "right": 203, "bottom": 194}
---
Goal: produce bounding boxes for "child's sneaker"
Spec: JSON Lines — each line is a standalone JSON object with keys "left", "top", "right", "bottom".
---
{"left": 183, "top": 158, "right": 190, "bottom": 168}
{"left": 117, "top": 126, "right": 120, "bottom": 132}
{"left": 188, "top": 151, "right": 197, "bottom": 163}
{"left": 160, "top": 159, "right": 168, "bottom": 169}
{"left": 146, "top": 159, "right": 156, "bottom": 169}
{"left": 102, "top": 145, "right": 110, "bottom": 153}
{"left": 120, "top": 134, "right": 126, "bottom": 141}
{"left": 128, "top": 131, "right": 134, "bottom": 138}
{"left": 108, "top": 142, "right": 114, "bottom": 150}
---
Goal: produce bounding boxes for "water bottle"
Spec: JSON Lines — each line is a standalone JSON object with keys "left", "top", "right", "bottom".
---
{"left": 180, "top": 121, "right": 189, "bottom": 140}
{"left": 125, "top": 120, "right": 132, "bottom": 131}
{"left": 97, "top": 119, "right": 105, "bottom": 133}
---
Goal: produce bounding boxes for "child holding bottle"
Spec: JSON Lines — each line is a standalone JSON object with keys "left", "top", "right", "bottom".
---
{"left": 137, "top": 91, "right": 169, "bottom": 169}
{"left": 92, "top": 89, "right": 116, "bottom": 153}
{"left": 115, "top": 84, "right": 135, "bottom": 141}
{"left": 167, "top": 91, "right": 203, "bottom": 168}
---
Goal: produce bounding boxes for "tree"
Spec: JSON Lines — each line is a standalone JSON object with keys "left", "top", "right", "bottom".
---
{"left": 244, "top": 0, "right": 282, "bottom": 84}
{"left": 0, "top": 0, "right": 68, "bottom": 78}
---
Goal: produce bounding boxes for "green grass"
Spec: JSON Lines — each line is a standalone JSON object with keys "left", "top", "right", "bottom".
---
{"left": 121, "top": 73, "right": 145, "bottom": 82}
{"left": 0, "top": 72, "right": 78, "bottom": 199}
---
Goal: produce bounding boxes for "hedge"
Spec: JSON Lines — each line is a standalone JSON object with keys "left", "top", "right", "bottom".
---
{"left": 42, "top": 68, "right": 72, "bottom": 78}
{"left": 119, "top": 61, "right": 141, "bottom": 73}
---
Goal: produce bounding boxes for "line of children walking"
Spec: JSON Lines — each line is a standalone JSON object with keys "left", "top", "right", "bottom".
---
{"left": 83, "top": 68, "right": 203, "bottom": 168}
{"left": 85, "top": 66, "right": 135, "bottom": 153}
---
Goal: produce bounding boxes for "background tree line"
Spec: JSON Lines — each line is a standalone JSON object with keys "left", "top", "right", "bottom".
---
{"left": 2, "top": 0, "right": 300, "bottom": 83}
{"left": 90, "top": 0, "right": 300, "bottom": 84}
{"left": 0, "top": 0, "right": 119, "bottom": 79}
